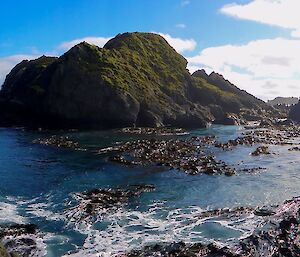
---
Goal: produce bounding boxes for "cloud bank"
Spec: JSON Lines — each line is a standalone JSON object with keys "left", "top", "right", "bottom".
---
{"left": 186, "top": 0, "right": 300, "bottom": 100}
{"left": 221, "top": 0, "right": 300, "bottom": 38}
{"left": 59, "top": 36, "right": 112, "bottom": 50}
{"left": 188, "top": 37, "right": 300, "bottom": 100}
{"left": 155, "top": 33, "right": 197, "bottom": 53}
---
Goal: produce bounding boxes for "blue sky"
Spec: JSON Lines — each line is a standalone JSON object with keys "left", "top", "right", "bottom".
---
{"left": 1, "top": 0, "right": 300, "bottom": 100}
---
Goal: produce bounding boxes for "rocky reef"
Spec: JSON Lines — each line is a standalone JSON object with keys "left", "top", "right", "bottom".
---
{"left": 0, "top": 32, "right": 273, "bottom": 130}
{"left": 66, "top": 185, "right": 155, "bottom": 222}
{"left": 98, "top": 137, "right": 237, "bottom": 176}
{"left": 118, "top": 127, "right": 188, "bottom": 136}
{"left": 33, "top": 135, "right": 82, "bottom": 149}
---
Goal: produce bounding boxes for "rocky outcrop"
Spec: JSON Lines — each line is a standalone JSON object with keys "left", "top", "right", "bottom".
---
{"left": 0, "top": 32, "right": 269, "bottom": 129}
{"left": 268, "top": 96, "right": 299, "bottom": 106}
{"left": 0, "top": 224, "right": 41, "bottom": 257}
{"left": 289, "top": 102, "right": 300, "bottom": 122}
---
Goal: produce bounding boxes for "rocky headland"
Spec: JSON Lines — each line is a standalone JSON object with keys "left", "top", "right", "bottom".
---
{"left": 0, "top": 32, "right": 280, "bottom": 130}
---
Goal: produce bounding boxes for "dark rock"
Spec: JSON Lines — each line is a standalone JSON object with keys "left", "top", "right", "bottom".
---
{"left": 289, "top": 102, "right": 300, "bottom": 122}
{"left": 276, "top": 118, "right": 294, "bottom": 126}
{"left": 289, "top": 146, "right": 300, "bottom": 151}
{"left": 254, "top": 207, "right": 276, "bottom": 216}
{"left": 0, "top": 224, "right": 37, "bottom": 238}
{"left": 214, "top": 115, "right": 240, "bottom": 126}
{"left": 0, "top": 224, "right": 40, "bottom": 257}
{"left": 126, "top": 241, "right": 240, "bottom": 257}
{"left": 251, "top": 146, "right": 270, "bottom": 156}
{"left": 66, "top": 185, "right": 155, "bottom": 221}
{"left": 259, "top": 118, "right": 274, "bottom": 127}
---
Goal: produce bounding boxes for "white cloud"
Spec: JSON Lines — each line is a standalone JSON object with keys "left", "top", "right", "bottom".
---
{"left": 188, "top": 38, "right": 300, "bottom": 100}
{"left": 0, "top": 54, "right": 39, "bottom": 87}
{"left": 59, "top": 36, "right": 112, "bottom": 51}
{"left": 176, "top": 23, "right": 186, "bottom": 29}
{"left": 181, "top": 0, "right": 190, "bottom": 6}
{"left": 221, "top": 0, "right": 300, "bottom": 38}
{"left": 156, "top": 33, "right": 196, "bottom": 53}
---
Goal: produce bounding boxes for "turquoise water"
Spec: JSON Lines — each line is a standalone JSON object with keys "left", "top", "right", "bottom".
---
{"left": 0, "top": 125, "right": 300, "bottom": 256}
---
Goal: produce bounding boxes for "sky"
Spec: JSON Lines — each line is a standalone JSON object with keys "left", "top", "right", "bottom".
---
{"left": 1, "top": 0, "right": 300, "bottom": 101}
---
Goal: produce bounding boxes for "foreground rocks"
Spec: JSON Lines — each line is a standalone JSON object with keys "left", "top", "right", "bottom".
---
{"left": 124, "top": 197, "right": 300, "bottom": 257}
{"left": 238, "top": 197, "right": 300, "bottom": 257}
{"left": 0, "top": 224, "right": 43, "bottom": 257}
{"left": 125, "top": 242, "right": 240, "bottom": 257}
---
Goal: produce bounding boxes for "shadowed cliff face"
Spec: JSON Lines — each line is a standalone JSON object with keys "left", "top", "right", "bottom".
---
{"left": 0, "top": 32, "right": 267, "bottom": 129}
{"left": 289, "top": 101, "right": 300, "bottom": 122}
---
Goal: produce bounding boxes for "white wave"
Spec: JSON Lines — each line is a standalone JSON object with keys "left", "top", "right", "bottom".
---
{"left": 0, "top": 201, "right": 26, "bottom": 224}
{"left": 26, "top": 202, "right": 63, "bottom": 221}
{"left": 63, "top": 204, "right": 263, "bottom": 256}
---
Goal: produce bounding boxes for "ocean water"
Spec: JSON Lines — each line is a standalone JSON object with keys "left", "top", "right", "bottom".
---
{"left": 0, "top": 125, "right": 300, "bottom": 256}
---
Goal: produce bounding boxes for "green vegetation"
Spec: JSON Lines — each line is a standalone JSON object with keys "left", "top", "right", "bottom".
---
{"left": 193, "top": 77, "right": 236, "bottom": 98}
{"left": 61, "top": 33, "right": 189, "bottom": 105}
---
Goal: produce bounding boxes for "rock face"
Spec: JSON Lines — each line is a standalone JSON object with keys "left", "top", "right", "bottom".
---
{"left": 0, "top": 32, "right": 268, "bottom": 129}
{"left": 289, "top": 102, "right": 300, "bottom": 122}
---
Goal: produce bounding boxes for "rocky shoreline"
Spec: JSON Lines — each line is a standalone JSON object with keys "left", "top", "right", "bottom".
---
{"left": 122, "top": 197, "right": 300, "bottom": 257}
{"left": 2, "top": 193, "right": 300, "bottom": 256}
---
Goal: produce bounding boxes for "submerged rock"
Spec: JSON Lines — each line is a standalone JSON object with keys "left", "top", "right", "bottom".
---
{"left": 66, "top": 185, "right": 155, "bottom": 221}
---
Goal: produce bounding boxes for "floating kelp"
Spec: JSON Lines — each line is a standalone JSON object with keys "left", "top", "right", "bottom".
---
{"left": 33, "top": 135, "right": 81, "bottom": 149}
{"left": 98, "top": 137, "right": 235, "bottom": 176}
{"left": 119, "top": 127, "right": 189, "bottom": 136}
